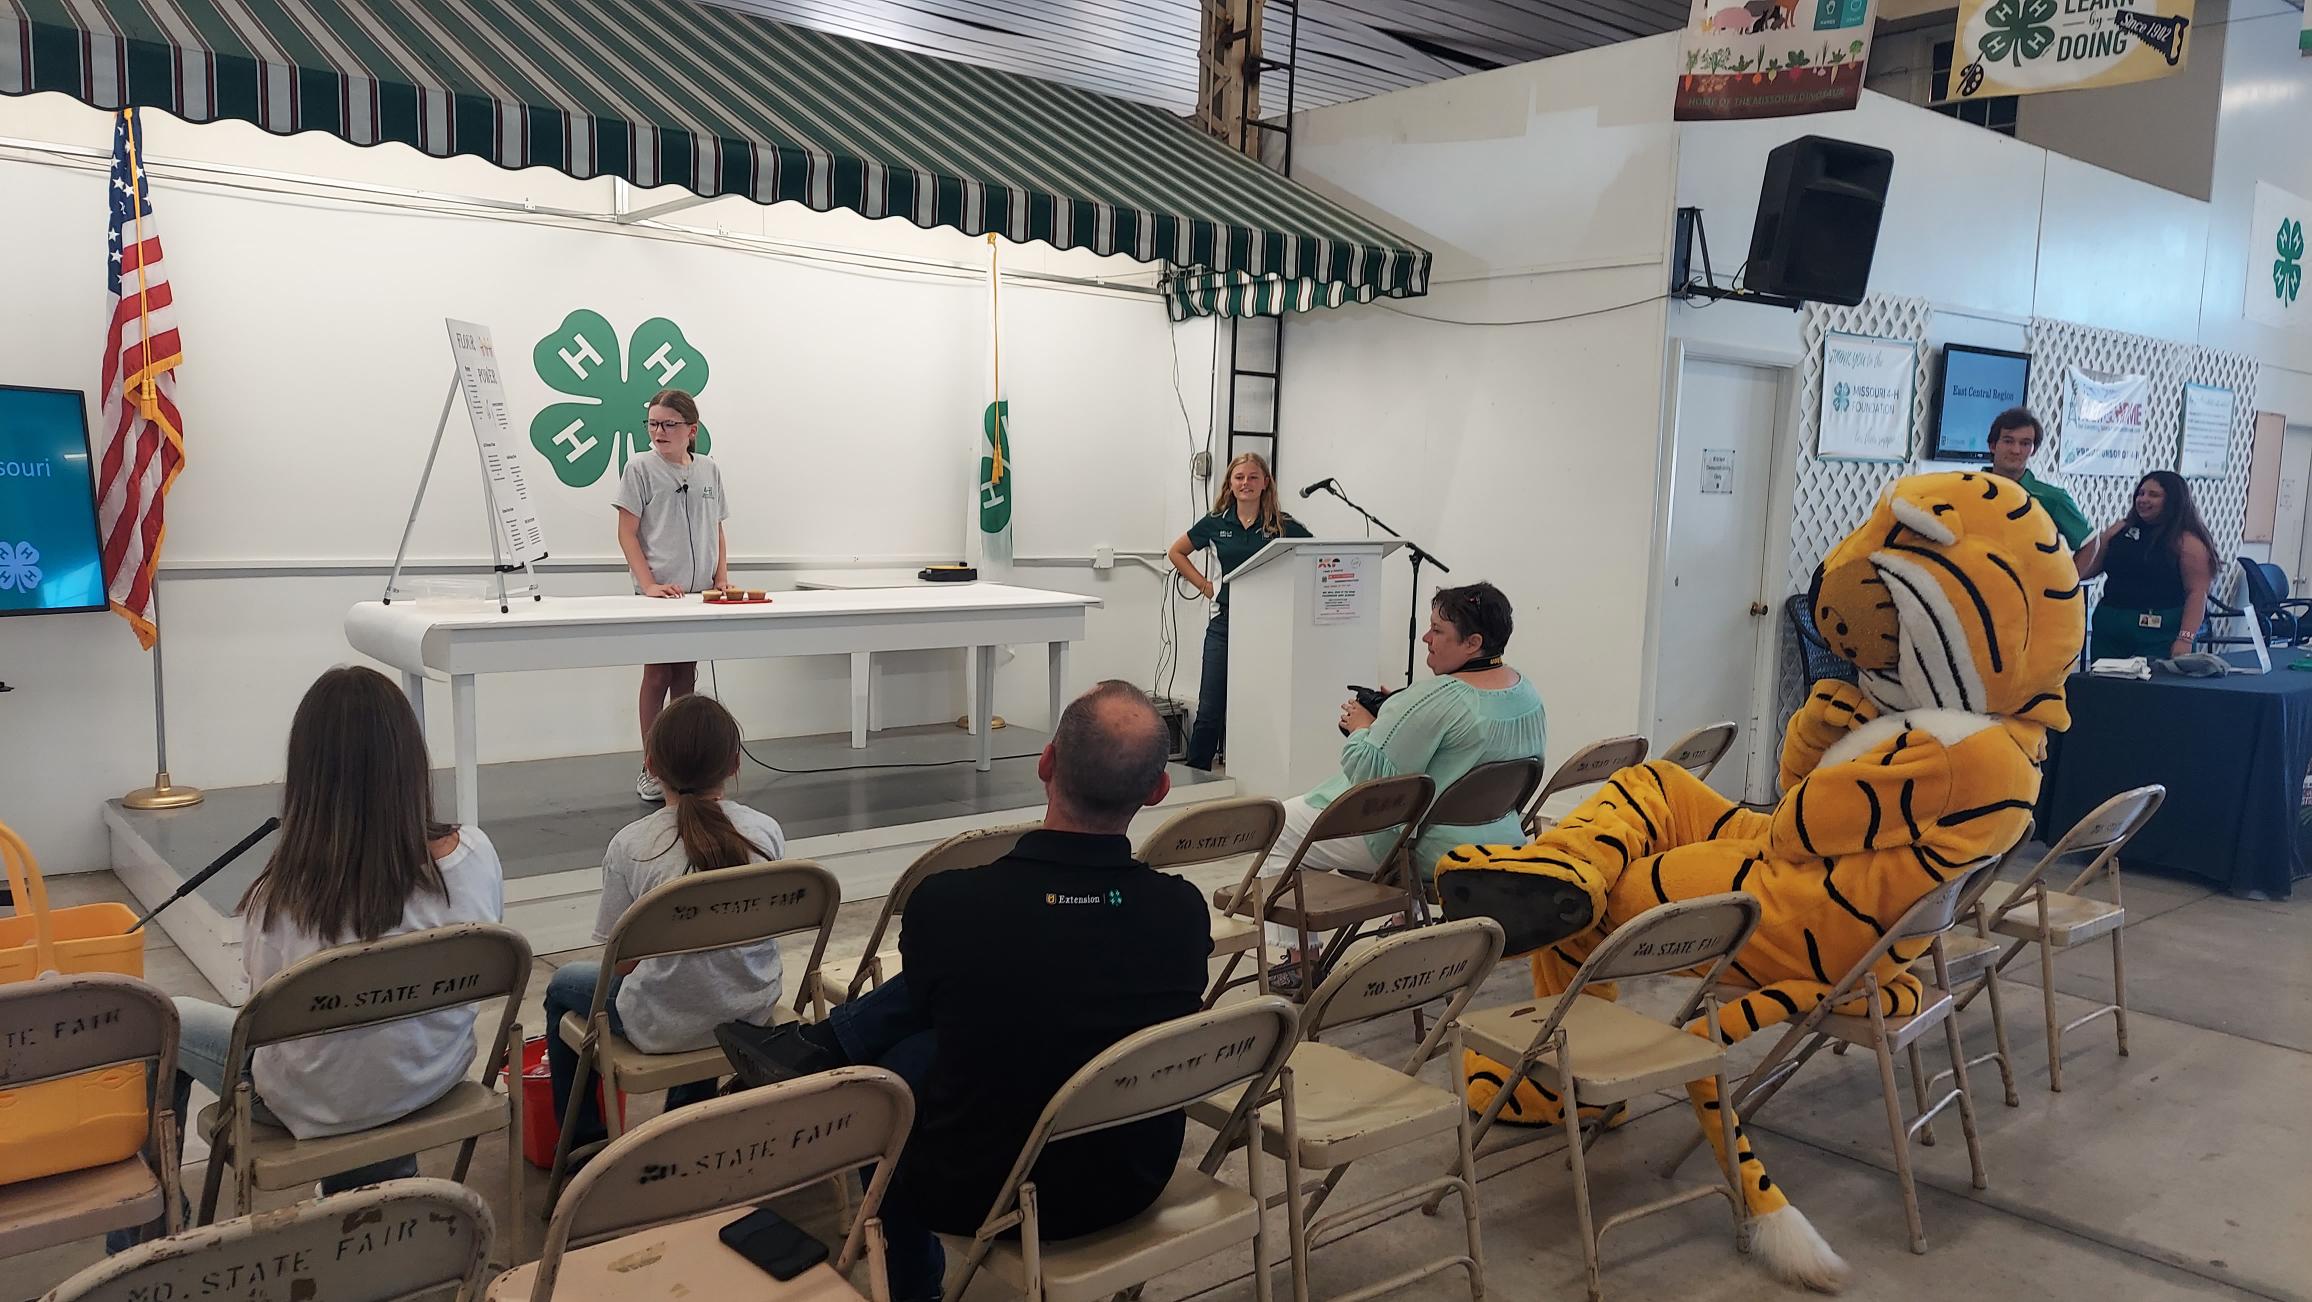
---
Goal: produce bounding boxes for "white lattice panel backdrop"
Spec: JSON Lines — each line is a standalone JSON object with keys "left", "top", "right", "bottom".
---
{"left": 1775, "top": 295, "right": 1934, "bottom": 732}
{"left": 2026, "top": 318, "right": 2258, "bottom": 595}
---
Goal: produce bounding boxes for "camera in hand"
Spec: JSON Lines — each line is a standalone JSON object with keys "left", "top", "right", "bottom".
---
{"left": 1340, "top": 684, "right": 1395, "bottom": 735}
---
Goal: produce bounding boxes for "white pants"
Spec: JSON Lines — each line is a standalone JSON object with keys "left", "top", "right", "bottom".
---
{"left": 1261, "top": 793, "right": 1389, "bottom": 948}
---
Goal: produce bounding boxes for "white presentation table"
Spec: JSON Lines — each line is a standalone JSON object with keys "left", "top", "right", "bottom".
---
{"left": 345, "top": 585, "right": 1099, "bottom": 825}
{"left": 787, "top": 570, "right": 1006, "bottom": 749}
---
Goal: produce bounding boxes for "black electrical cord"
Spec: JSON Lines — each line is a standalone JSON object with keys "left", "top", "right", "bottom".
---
{"left": 706, "top": 661, "right": 1043, "bottom": 776}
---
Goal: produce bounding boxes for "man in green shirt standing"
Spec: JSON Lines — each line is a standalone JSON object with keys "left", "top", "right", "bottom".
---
{"left": 1985, "top": 407, "right": 2093, "bottom": 550}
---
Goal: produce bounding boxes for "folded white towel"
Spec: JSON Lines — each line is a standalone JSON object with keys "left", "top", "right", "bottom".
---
{"left": 2088, "top": 656, "right": 2152, "bottom": 680}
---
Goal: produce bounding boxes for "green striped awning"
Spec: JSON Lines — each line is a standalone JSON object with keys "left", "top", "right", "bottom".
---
{"left": 4, "top": 0, "right": 1430, "bottom": 320}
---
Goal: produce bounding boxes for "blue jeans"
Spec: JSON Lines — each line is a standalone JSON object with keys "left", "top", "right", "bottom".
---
{"left": 827, "top": 976, "right": 944, "bottom": 1301}
{"left": 543, "top": 962, "right": 721, "bottom": 1148}
{"left": 106, "top": 998, "right": 417, "bottom": 1251}
{"left": 1185, "top": 615, "right": 1229, "bottom": 770}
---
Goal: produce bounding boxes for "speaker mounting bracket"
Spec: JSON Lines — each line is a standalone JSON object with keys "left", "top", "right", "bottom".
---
{"left": 1670, "top": 206, "right": 1806, "bottom": 312}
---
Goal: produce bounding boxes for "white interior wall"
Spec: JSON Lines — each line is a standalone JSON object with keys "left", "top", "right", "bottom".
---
{"left": 0, "top": 94, "right": 1219, "bottom": 874}
{"left": 1278, "top": 42, "right": 1682, "bottom": 758}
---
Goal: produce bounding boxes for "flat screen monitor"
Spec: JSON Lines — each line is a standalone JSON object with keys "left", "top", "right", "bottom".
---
{"left": 0, "top": 386, "right": 108, "bottom": 617}
{"left": 1927, "top": 344, "right": 2033, "bottom": 463}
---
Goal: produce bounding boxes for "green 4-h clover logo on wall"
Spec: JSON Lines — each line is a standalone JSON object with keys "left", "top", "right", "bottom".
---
{"left": 1832, "top": 382, "right": 1852, "bottom": 414}
{"left": 2277, "top": 217, "right": 2305, "bottom": 308}
{"left": 1978, "top": 0, "right": 2056, "bottom": 66}
{"left": 529, "top": 311, "right": 712, "bottom": 488}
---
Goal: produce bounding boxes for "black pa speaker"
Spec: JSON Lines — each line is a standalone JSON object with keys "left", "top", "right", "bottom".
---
{"left": 1745, "top": 137, "right": 1894, "bottom": 308}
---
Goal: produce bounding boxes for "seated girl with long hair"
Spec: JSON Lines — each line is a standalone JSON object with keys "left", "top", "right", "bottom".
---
{"left": 111, "top": 666, "right": 505, "bottom": 1248}
{"left": 543, "top": 693, "right": 788, "bottom": 1150}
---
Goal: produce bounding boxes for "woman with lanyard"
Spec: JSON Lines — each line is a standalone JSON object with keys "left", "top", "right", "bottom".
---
{"left": 1167, "top": 453, "right": 1312, "bottom": 771}
{"left": 2076, "top": 469, "right": 2216, "bottom": 661}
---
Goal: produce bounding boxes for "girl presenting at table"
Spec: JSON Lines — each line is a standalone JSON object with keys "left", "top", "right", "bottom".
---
{"left": 2075, "top": 469, "right": 2215, "bottom": 661}
{"left": 614, "top": 388, "right": 730, "bottom": 802}
{"left": 1167, "top": 452, "right": 1311, "bottom": 771}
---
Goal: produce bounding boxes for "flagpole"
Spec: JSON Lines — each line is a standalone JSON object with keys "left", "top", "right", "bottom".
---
{"left": 123, "top": 581, "right": 202, "bottom": 809}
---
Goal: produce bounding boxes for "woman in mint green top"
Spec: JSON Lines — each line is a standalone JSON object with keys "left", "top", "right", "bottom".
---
{"left": 1261, "top": 582, "right": 1546, "bottom": 972}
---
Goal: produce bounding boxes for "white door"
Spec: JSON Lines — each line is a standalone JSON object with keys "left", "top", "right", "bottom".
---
{"left": 2283, "top": 425, "right": 2312, "bottom": 587}
{"left": 1656, "top": 358, "right": 1787, "bottom": 801}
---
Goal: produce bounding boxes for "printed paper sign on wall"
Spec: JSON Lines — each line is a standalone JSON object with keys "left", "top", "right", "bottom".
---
{"left": 1675, "top": 0, "right": 1877, "bottom": 121}
{"left": 2245, "top": 183, "right": 2307, "bottom": 332}
{"left": 2178, "top": 384, "right": 2234, "bottom": 479}
{"left": 1816, "top": 332, "right": 1915, "bottom": 461}
{"left": 1949, "top": 0, "right": 2194, "bottom": 101}
{"left": 2059, "top": 367, "right": 2151, "bottom": 478}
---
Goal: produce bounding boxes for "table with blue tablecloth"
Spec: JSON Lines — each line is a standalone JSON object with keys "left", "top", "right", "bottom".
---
{"left": 2039, "top": 655, "right": 2312, "bottom": 899}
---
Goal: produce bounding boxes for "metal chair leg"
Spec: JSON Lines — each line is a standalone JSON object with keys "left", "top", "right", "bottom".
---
{"left": 1866, "top": 984, "right": 1927, "bottom": 1254}
{"left": 1979, "top": 960, "right": 2020, "bottom": 1107}
{"left": 1906, "top": 1042, "right": 1937, "bottom": 1148}
{"left": 2038, "top": 930, "right": 2063, "bottom": 1092}
{"left": 2110, "top": 927, "right": 2131, "bottom": 1057}
{"left": 1941, "top": 1004, "right": 1988, "bottom": 1192}
{"left": 1555, "top": 1037, "right": 1603, "bottom": 1302}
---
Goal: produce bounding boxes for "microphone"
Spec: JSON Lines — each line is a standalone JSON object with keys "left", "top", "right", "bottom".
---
{"left": 127, "top": 817, "right": 281, "bottom": 933}
{"left": 675, "top": 481, "right": 689, "bottom": 493}
{"left": 1298, "top": 478, "right": 1336, "bottom": 499}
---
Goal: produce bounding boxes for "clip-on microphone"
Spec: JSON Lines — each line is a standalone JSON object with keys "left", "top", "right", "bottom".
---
{"left": 126, "top": 816, "right": 281, "bottom": 933}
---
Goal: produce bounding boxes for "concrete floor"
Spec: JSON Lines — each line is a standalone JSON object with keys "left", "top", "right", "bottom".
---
{"left": 15, "top": 854, "right": 2311, "bottom": 1302}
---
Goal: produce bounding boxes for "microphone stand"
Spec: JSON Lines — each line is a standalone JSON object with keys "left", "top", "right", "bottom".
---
{"left": 1312, "top": 483, "right": 1451, "bottom": 685}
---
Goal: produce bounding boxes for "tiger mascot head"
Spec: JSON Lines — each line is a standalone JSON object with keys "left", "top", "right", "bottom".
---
{"left": 1810, "top": 470, "right": 2082, "bottom": 733}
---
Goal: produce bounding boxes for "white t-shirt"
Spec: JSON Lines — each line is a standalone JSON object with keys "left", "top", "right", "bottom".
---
{"left": 595, "top": 802, "right": 789, "bottom": 1053}
{"left": 244, "top": 829, "right": 506, "bottom": 1139}
{"left": 612, "top": 451, "right": 727, "bottom": 592}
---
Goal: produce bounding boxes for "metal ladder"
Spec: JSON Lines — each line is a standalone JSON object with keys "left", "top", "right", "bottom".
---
{"left": 1221, "top": 0, "right": 1300, "bottom": 478}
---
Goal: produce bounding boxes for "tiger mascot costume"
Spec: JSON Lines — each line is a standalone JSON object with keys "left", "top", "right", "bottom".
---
{"left": 1437, "top": 471, "right": 2082, "bottom": 1290}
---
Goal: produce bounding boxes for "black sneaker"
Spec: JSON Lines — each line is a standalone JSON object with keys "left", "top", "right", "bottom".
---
{"left": 716, "top": 1020, "right": 844, "bottom": 1089}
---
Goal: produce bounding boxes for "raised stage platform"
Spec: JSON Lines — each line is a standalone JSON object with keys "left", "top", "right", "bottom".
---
{"left": 107, "top": 722, "right": 1236, "bottom": 1002}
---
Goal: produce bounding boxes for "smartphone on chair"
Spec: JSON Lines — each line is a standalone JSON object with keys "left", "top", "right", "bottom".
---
{"left": 718, "top": 1205, "right": 831, "bottom": 1281}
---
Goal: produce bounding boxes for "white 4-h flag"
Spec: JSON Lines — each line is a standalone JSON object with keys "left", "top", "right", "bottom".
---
{"left": 2246, "top": 182, "right": 2308, "bottom": 332}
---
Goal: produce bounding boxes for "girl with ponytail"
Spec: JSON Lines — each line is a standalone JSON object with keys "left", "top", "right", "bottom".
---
{"left": 543, "top": 693, "right": 788, "bottom": 1148}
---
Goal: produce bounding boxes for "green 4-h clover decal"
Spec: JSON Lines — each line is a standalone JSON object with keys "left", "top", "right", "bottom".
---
{"left": 1978, "top": 0, "right": 2056, "bottom": 67}
{"left": 1832, "top": 382, "right": 1852, "bottom": 413}
{"left": 529, "top": 311, "right": 712, "bottom": 489}
{"left": 2277, "top": 217, "right": 2305, "bottom": 308}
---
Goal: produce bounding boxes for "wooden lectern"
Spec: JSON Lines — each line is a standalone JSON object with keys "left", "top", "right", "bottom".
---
{"left": 1218, "top": 538, "right": 1405, "bottom": 800}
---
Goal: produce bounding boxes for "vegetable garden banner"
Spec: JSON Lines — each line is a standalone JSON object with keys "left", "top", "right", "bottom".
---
{"left": 1675, "top": 0, "right": 1877, "bottom": 121}
{"left": 1947, "top": 0, "right": 2194, "bottom": 101}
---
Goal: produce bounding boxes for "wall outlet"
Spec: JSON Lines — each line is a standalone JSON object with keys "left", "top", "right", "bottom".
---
{"left": 1093, "top": 545, "right": 1115, "bottom": 570}
{"left": 1192, "top": 450, "right": 1213, "bottom": 480}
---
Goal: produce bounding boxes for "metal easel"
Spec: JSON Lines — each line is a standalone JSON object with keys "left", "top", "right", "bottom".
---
{"left": 384, "top": 372, "right": 546, "bottom": 613}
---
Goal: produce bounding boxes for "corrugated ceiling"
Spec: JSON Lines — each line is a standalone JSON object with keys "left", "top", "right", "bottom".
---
{"left": 700, "top": 0, "right": 1689, "bottom": 115}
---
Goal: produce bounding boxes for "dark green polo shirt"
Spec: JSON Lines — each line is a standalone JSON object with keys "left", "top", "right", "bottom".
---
{"left": 1187, "top": 509, "right": 1312, "bottom": 611}
{"left": 1983, "top": 467, "right": 2093, "bottom": 550}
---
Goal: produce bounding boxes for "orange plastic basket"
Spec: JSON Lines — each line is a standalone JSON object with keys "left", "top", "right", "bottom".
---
{"left": 0, "top": 820, "right": 151, "bottom": 1186}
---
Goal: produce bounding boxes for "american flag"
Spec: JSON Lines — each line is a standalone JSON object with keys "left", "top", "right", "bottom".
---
{"left": 97, "top": 108, "right": 186, "bottom": 650}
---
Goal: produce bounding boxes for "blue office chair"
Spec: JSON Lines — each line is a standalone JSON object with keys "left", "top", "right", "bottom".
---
{"left": 2235, "top": 558, "right": 2312, "bottom": 647}
{"left": 1786, "top": 593, "right": 1858, "bottom": 685}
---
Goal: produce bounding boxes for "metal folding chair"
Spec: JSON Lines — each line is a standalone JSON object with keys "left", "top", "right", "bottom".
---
{"left": 1520, "top": 736, "right": 1650, "bottom": 836}
{"left": 1657, "top": 721, "right": 1738, "bottom": 784}
{"left": 1137, "top": 797, "right": 1289, "bottom": 990}
{"left": 810, "top": 823, "right": 1035, "bottom": 1007}
{"left": 49, "top": 1179, "right": 492, "bottom": 1302}
{"left": 497, "top": 1067, "right": 914, "bottom": 1301}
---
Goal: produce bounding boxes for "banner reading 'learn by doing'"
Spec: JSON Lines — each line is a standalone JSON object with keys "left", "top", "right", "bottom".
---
{"left": 1948, "top": 0, "right": 2194, "bottom": 101}
{"left": 1675, "top": 0, "right": 1878, "bottom": 121}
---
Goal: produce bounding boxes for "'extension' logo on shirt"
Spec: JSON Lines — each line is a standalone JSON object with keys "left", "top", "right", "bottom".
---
{"left": 1046, "top": 890, "right": 1127, "bottom": 906}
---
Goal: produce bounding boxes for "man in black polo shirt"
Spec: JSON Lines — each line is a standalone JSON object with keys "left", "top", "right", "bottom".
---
{"left": 719, "top": 680, "right": 1210, "bottom": 1302}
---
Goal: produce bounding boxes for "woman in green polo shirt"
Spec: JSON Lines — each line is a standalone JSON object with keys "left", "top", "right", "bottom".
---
{"left": 1168, "top": 452, "right": 1311, "bottom": 770}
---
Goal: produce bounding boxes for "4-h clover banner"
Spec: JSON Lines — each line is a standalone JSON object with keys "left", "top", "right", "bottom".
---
{"left": 1675, "top": 0, "right": 1877, "bottom": 121}
{"left": 1949, "top": 0, "right": 2193, "bottom": 102}
{"left": 1816, "top": 331, "right": 1915, "bottom": 461}
{"left": 529, "top": 311, "right": 711, "bottom": 489}
{"left": 977, "top": 235, "right": 1015, "bottom": 570}
{"left": 2246, "top": 182, "right": 2307, "bottom": 332}
{"left": 2059, "top": 367, "right": 2152, "bottom": 478}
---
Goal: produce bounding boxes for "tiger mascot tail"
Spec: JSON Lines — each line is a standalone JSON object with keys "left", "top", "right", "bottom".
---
{"left": 1437, "top": 471, "right": 2082, "bottom": 1291}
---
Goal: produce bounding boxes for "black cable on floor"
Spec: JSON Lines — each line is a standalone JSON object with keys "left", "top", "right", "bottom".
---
{"left": 706, "top": 661, "right": 1044, "bottom": 776}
